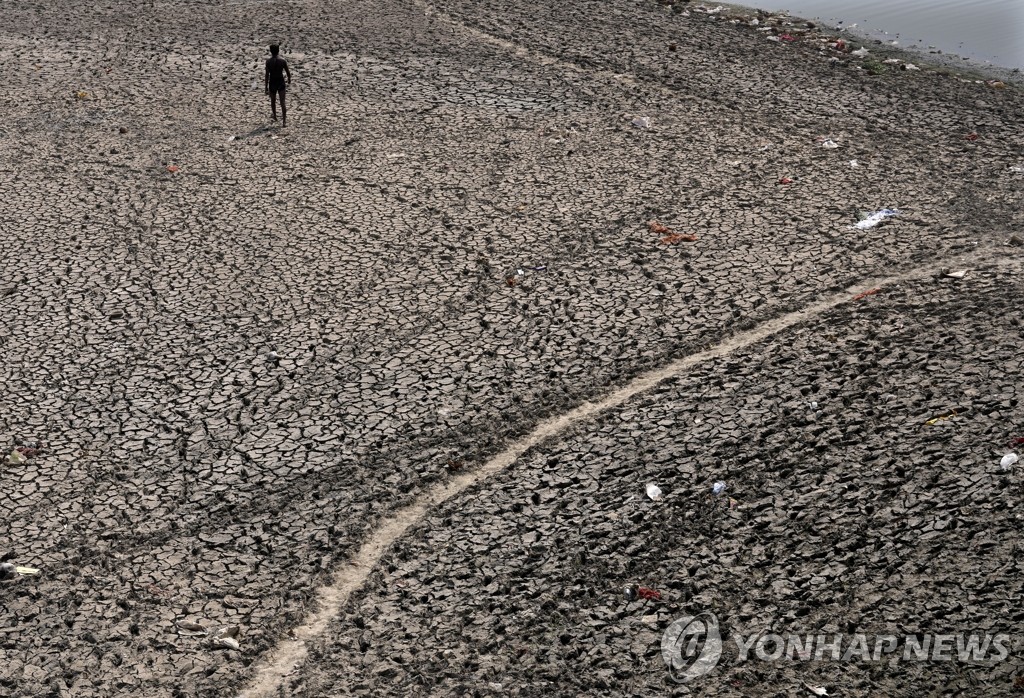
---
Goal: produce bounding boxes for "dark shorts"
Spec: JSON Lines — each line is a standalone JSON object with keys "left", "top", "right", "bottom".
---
{"left": 269, "top": 84, "right": 286, "bottom": 94}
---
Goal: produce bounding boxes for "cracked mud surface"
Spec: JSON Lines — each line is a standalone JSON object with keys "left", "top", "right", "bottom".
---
{"left": 1, "top": 0, "right": 1022, "bottom": 695}
{"left": 290, "top": 264, "right": 1024, "bottom": 697}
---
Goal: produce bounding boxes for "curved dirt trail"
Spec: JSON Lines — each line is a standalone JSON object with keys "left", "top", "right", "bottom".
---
{"left": 237, "top": 246, "right": 1004, "bottom": 698}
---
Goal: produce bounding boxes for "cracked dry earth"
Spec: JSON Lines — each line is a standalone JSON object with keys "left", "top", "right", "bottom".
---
{"left": 0, "top": 0, "right": 1021, "bottom": 696}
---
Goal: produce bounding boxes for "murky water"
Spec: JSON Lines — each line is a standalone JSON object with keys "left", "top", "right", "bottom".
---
{"left": 761, "top": 0, "right": 1024, "bottom": 70}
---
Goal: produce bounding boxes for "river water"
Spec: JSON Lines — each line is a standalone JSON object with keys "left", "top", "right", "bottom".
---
{"left": 761, "top": 0, "right": 1024, "bottom": 70}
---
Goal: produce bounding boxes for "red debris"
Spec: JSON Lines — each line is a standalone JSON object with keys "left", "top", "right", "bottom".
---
{"left": 647, "top": 220, "right": 672, "bottom": 235}
{"left": 661, "top": 233, "right": 698, "bottom": 244}
{"left": 1009, "top": 437, "right": 1024, "bottom": 447}
{"left": 166, "top": 165, "right": 180, "bottom": 173}
{"left": 780, "top": 34, "right": 797, "bottom": 42}
{"left": 637, "top": 587, "right": 662, "bottom": 601}
{"left": 778, "top": 177, "right": 793, "bottom": 185}
{"left": 964, "top": 133, "right": 979, "bottom": 142}
{"left": 852, "top": 288, "right": 881, "bottom": 301}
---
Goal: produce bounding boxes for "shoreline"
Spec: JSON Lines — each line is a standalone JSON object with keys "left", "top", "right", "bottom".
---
{"left": 690, "top": 0, "right": 1024, "bottom": 86}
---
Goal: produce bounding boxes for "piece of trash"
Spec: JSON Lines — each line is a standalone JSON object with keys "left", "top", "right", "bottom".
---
{"left": 810, "top": 401, "right": 819, "bottom": 409}
{"left": 668, "top": 42, "right": 678, "bottom": 52}
{"left": 903, "top": 63, "right": 920, "bottom": 71}
{"left": 637, "top": 587, "right": 662, "bottom": 601}
{"left": 15, "top": 567, "right": 39, "bottom": 576}
{"left": 0, "top": 563, "right": 16, "bottom": 580}
{"left": 531, "top": 265, "right": 547, "bottom": 271}
{"left": 211, "top": 636, "right": 240, "bottom": 650}
{"left": 712, "top": 481, "right": 727, "bottom": 496}
{"left": 6, "top": 449, "right": 26, "bottom": 465}
{"left": 176, "top": 620, "right": 209, "bottom": 635}
{"left": 851, "top": 47, "right": 869, "bottom": 57}
{"left": 228, "top": 135, "right": 237, "bottom": 142}
{"left": 623, "top": 584, "right": 638, "bottom": 601}
{"left": 778, "top": 177, "right": 793, "bottom": 184}
{"left": 1009, "top": 165, "right": 1024, "bottom": 173}
{"left": 646, "top": 483, "right": 663, "bottom": 501}
{"left": 852, "top": 208, "right": 899, "bottom": 230}
{"left": 925, "top": 410, "right": 958, "bottom": 426}
{"left": 780, "top": 34, "right": 796, "bottom": 42}
{"left": 986, "top": 80, "right": 1007, "bottom": 89}
{"left": 166, "top": 165, "right": 179, "bottom": 173}
{"left": 849, "top": 160, "right": 860, "bottom": 168}
{"left": 766, "top": 35, "right": 781, "bottom": 43}
{"left": 1001, "top": 453, "right": 1018, "bottom": 470}
{"left": 647, "top": 220, "right": 672, "bottom": 235}
{"left": 945, "top": 270, "right": 968, "bottom": 279}
{"left": 806, "top": 686, "right": 829, "bottom": 697}
{"left": 505, "top": 275, "right": 519, "bottom": 287}
{"left": 631, "top": 117, "right": 651, "bottom": 129}
{"left": 660, "top": 232, "right": 698, "bottom": 244}
{"left": 729, "top": 497, "right": 739, "bottom": 509}
{"left": 821, "top": 138, "right": 839, "bottom": 149}
{"left": 266, "top": 351, "right": 280, "bottom": 362}
{"left": 1010, "top": 437, "right": 1024, "bottom": 447}
{"left": 75, "top": 90, "right": 88, "bottom": 99}
{"left": 834, "top": 39, "right": 846, "bottom": 51}
{"left": 964, "top": 132, "right": 979, "bottom": 142}
{"left": 851, "top": 288, "right": 881, "bottom": 302}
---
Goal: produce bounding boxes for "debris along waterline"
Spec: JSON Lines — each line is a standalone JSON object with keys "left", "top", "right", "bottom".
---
{"left": 235, "top": 249, "right": 1004, "bottom": 698}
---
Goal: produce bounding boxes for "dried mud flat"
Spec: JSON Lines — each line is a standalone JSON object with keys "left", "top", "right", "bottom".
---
{"left": 0, "top": 0, "right": 1022, "bottom": 696}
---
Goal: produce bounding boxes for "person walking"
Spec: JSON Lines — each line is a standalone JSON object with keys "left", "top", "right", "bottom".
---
{"left": 265, "top": 44, "right": 292, "bottom": 126}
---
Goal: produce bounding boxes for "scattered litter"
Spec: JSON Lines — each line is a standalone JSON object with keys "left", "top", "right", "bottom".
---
{"left": 637, "top": 587, "right": 662, "bottom": 601}
{"left": 806, "top": 686, "right": 830, "bottom": 697}
{"left": 1001, "top": 453, "right": 1018, "bottom": 470}
{"left": 964, "top": 132, "right": 979, "bottom": 142}
{"left": 623, "top": 584, "right": 638, "bottom": 601}
{"left": 647, "top": 220, "right": 672, "bottom": 235}
{"left": 778, "top": 177, "right": 793, "bottom": 184}
{"left": 0, "top": 563, "right": 39, "bottom": 579}
{"left": 505, "top": 275, "right": 519, "bottom": 287}
{"left": 166, "top": 165, "right": 180, "bottom": 173}
{"left": 530, "top": 265, "right": 547, "bottom": 271}
{"left": 646, "top": 483, "right": 663, "bottom": 501}
{"left": 75, "top": 90, "right": 88, "bottom": 99}
{"left": 6, "top": 449, "right": 26, "bottom": 465}
{"left": 631, "top": 117, "right": 651, "bottom": 129}
{"left": 211, "top": 636, "right": 240, "bottom": 651}
{"left": 780, "top": 34, "right": 796, "bottom": 42}
{"left": 668, "top": 42, "right": 678, "bottom": 52}
{"left": 849, "top": 160, "right": 860, "bottom": 168}
{"left": 851, "top": 47, "right": 869, "bottom": 57}
{"left": 851, "top": 288, "right": 881, "bottom": 301}
{"left": 210, "top": 625, "right": 241, "bottom": 649}
{"left": 266, "top": 351, "right": 280, "bottom": 362}
{"left": 986, "top": 80, "right": 1007, "bottom": 89}
{"left": 176, "top": 620, "right": 208, "bottom": 635}
{"left": 228, "top": 135, "right": 237, "bottom": 142}
{"left": 834, "top": 39, "right": 846, "bottom": 51}
{"left": 925, "top": 410, "right": 959, "bottom": 426}
{"left": 810, "top": 401, "right": 819, "bottom": 410}
{"left": 945, "top": 270, "right": 968, "bottom": 279}
{"left": 1010, "top": 437, "right": 1024, "bottom": 447}
{"left": 903, "top": 63, "right": 920, "bottom": 71}
{"left": 660, "top": 232, "right": 698, "bottom": 244}
{"left": 1009, "top": 165, "right": 1024, "bottom": 173}
{"left": 712, "top": 481, "right": 727, "bottom": 496}
{"left": 852, "top": 208, "right": 898, "bottom": 230}
{"left": 821, "top": 138, "right": 840, "bottom": 149}
{"left": 766, "top": 35, "right": 780, "bottom": 43}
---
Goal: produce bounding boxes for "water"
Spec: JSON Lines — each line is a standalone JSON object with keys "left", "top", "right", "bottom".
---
{"left": 761, "top": 0, "right": 1024, "bottom": 70}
